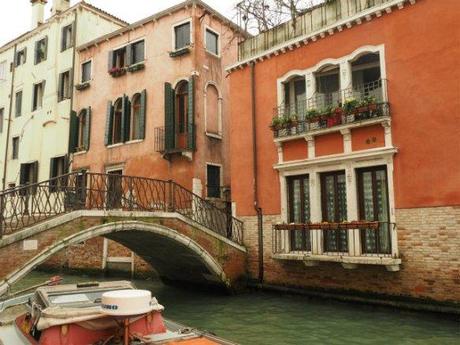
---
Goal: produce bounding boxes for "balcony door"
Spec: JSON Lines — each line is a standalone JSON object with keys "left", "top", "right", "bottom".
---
{"left": 357, "top": 166, "right": 391, "bottom": 254}
{"left": 321, "top": 171, "right": 348, "bottom": 252}
{"left": 175, "top": 81, "right": 189, "bottom": 150}
{"left": 287, "top": 175, "right": 311, "bottom": 251}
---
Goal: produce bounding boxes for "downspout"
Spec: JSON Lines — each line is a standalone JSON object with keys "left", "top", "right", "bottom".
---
{"left": 251, "top": 62, "right": 264, "bottom": 283}
{"left": 67, "top": 9, "right": 78, "bottom": 171}
{"left": 2, "top": 44, "right": 17, "bottom": 191}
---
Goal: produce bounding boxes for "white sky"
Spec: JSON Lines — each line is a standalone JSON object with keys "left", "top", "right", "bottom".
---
{"left": 0, "top": 0, "right": 239, "bottom": 46}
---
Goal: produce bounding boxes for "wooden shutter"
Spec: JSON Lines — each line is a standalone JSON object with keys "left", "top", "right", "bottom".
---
{"left": 126, "top": 44, "right": 132, "bottom": 66}
{"left": 20, "top": 164, "right": 28, "bottom": 186}
{"left": 164, "top": 83, "right": 175, "bottom": 150}
{"left": 104, "top": 101, "right": 114, "bottom": 146}
{"left": 139, "top": 89, "right": 146, "bottom": 140}
{"left": 34, "top": 42, "right": 38, "bottom": 65}
{"left": 107, "top": 50, "right": 114, "bottom": 71}
{"left": 49, "top": 157, "right": 56, "bottom": 180}
{"left": 68, "top": 68, "right": 74, "bottom": 99}
{"left": 68, "top": 111, "right": 78, "bottom": 153}
{"left": 23, "top": 47, "right": 27, "bottom": 64}
{"left": 43, "top": 36, "right": 48, "bottom": 60}
{"left": 58, "top": 73, "right": 63, "bottom": 101}
{"left": 61, "top": 26, "right": 66, "bottom": 52}
{"left": 122, "top": 94, "right": 130, "bottom": 142}
{"left": 83, "top": 107, "right": 91, "bottom": 151}
{"left": 187, "top": 76, "right": 195, "bottom": 150}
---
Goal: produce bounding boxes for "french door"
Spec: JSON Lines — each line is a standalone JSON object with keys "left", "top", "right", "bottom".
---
{"left": 357, "top": 166, "right": 391, "bottom": 254}
{"left": 321, "top": 171, "right": 348, "bottom": 252}
{"left": 287, "top": 175, "right": 311, "bottom": 251}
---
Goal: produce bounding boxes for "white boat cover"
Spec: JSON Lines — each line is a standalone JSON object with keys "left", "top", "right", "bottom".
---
{"left": 37, "top": 298, "right": 164, "bottom": 331}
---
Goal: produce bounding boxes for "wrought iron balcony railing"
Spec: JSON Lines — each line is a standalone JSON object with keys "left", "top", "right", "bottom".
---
{"left": 0, "top": 172, "right": 243, "bottom": 245}
{"left": 272, "top": 221, "right": 395, "bottom": 257}
{"left": 155, "top": 124, "right": 196, "bottom": 154}
{"left": 271, "top": 79, "right": 389, "bottom": 138}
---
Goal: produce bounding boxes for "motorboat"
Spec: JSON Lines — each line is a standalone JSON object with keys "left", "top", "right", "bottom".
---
{"left": 0, "top": 280, "right": 237, "bottom": 345}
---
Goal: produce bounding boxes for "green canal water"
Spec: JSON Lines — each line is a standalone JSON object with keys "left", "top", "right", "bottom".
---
{"left": 11, "top": 271, "right": 460, "bottom": 345}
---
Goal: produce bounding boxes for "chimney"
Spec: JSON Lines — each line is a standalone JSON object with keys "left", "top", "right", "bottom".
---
{"left": 31, "top": 0, "right": 47, "bottom": 29}
{"left": 51, "top": 0, "right": 70, "bottom": 16}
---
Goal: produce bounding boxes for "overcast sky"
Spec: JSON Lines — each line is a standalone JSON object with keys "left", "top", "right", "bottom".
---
{"left": 0, "top": 0, "right": 238, "bottom": 46}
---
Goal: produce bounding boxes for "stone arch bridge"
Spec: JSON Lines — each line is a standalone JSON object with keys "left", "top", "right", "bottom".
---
{"left": 0, "top": 173, "right": 247, "bottom": 296}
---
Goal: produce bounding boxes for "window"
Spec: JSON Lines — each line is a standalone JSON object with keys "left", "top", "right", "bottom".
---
{"left": 81, "top": 61, "right": 91, "bottom": 83}
{"left": 12, "top": 137, "right": 19, "bottom": 159}
{"left": 15, "top": 48, "right": 27, "bottom": 66}
{"left": 78, "top": 109, "right": 88, "bottom": 149}
{"left": 207, "top": 164, "right": 221, "bottom": 198}
{"left": 357, "top": 166, "right": 391, "bottom": 254}
{"left": 0, "top": 108, "right": 3, "bottom": 133}
{"left": 0, "top": 61, "right": 6, "bottom": 80}
{"left": 321, "top": 171, "right": 348, "bottom": 253}
{"left": 69, "top": 109, "right": 91, "bottom": 152}
{"left": 58, "top": 70, "right": 72, "bottom": 101}
{"left": 15, "top": 91, "right": 22, "bottom": 117}
{"left": 205, "top": 28, "right": 219, "bottom": 55}
{"left": 176, "top": 81, "right": 189, "bottom": 134}
{"left": 315, "top": 65, "right": 340, "bottom": 108}
{"left": 20, "top": 162, "right": 39, "bottom": 197}
{"left": 351, "top": 52, "right": 383, "bottom": 101}
{"left": 110, "top": 47, "right": 127, "bottom": 70}
{"left": 35, "top": 37, "right": 48, "bottom": 64}
{"left": 287, "top": 175, "right": 311, "bottom": 251}
{"left": 205, "top": 84, "right": 221, "bottom": 136}
{"left": 174, "top": 22, "right": 191, "bottom": 50}
{"left": 112, "top": 98, "right": 123, "bottom": 144}
{"left": 61, "top": 23, "right": 73, "bottom": 51}
{"left": 282, "top": 76, "right": 306, "bottom": 114}
{"left": 131, "top": 40, "right": 145, "bottom": 65}
{"left": 32, "top": 81, "right": 45, "bottom": 111}
{"left": 49, "top": 156, "right": 67, "bottom": 192}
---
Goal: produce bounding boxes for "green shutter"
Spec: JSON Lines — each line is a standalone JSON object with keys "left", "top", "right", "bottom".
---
{"left": 23, "top": 47, "right": 27, "bottom": 64}
{"left": 164, "top": 83, "right": 175, "bottom": 150}
{"left": 83, "top": 107, "right": 91, "bottom": 151}
{"left": 20, "top": 164, "right": 27, "bottom": 186}
{"left": 139, "top": 89, "right": 146, "bottom": 140}
{"left": 34, "top": 42, "right": 38, "bottom": 65}
{"left": 49, "top": 158, "right": 56, "bottom": 179}
{"left": 187, "top": 76, "right": 195, "bottom": 150}
{"left": 104, "top": 101, "right": 114, "bottom": 146}
{"left": 107, "top": 50, "right": 114, "bottom": 71}
{"left": 126, "top": 44, "right": 132, "bottom": 66}
{"left": 61, "top": 26, "right": 66, "bottom": 52}
{"left": 43, "top": 36, "right": 48, "bottom": 60}
{"left": 68, "top": 110, "right": 78, "bottom": 153}
{"left": 58, "top": 73, "right": 63, "bottom": 101}
{"left": 69, "top": 68, "right": 74, "bottom": 98}
{"left": 122, "top": 94, "right": 130, "bottom": 142}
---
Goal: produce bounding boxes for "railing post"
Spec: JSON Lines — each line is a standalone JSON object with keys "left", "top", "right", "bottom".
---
{"left": 167, "top": 180, "right": 175, "bottom": 212}
{"left": 0, "top": 194, "right": 4, "bottom": 238}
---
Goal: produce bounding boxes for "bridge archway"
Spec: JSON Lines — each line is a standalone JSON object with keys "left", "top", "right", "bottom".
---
{"left": 1, "top": 220, "right": 232, "bottom": 295}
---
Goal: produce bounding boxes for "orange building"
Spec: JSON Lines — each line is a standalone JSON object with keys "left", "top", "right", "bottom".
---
{"left": 228, "top": 0, "right": 460, "bottom": 303}
{"left": 67, "top": 0, "right": 244, "bottom": 273}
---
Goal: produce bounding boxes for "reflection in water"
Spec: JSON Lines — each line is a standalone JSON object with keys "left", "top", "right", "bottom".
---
{"left": 11, "top": 271, "right": 460, "bottom": 345}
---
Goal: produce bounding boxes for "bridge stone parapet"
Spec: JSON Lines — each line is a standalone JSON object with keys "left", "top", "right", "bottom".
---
{"left": 0, "top": 211, "right": 247, "bottom": 296}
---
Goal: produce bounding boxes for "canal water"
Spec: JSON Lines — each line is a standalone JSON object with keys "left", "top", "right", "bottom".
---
{"left": 11, "top": 271, "right": 460, "bottom": 345}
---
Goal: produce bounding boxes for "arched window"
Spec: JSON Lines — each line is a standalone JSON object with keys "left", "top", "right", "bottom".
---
{"left": 175, "top": 81, "right": 189, "bottom": 134}
{"left": 350, "top": 52, "right": 382, "bottom": 100}
{"left": 205, "top": 83, "right": 221, "bottom": 136}
{"left": 131, "top": 93, "right": 141, "bottom": 140}
{"left": 77, "top": 109, "right": 87, "bottom": 150}
{"left": 112, "top": 98, "right": 123, "bottom": 144}
{"left": 314, "top": 64, "right": 340, "bottom": 108}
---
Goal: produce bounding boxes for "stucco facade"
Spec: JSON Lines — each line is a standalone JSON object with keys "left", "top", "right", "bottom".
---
{"left": 228, "top": 0, "right": 460, "bottom": 302}
{"left": 0, "top": 0, "right": 125, "bottom": 191}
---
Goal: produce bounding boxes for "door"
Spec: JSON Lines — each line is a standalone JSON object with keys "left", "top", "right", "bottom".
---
{"left": 107, "top": 170, "right": 123, "bottom": 209}
{"left": 287, "top": 175, "right": 311, "bottom": 251}
{"left": 357, "top": 166, "right": 391, "bottom": 254}
{"left": 321, "top": 171, "right": 348, "bottom": 252}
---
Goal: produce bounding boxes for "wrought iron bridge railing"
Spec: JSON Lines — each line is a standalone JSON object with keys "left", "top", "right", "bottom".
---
{"left": 0, "top": 172, "right": 243, "bottom": 245}
{"left": 272, "top": 79, "right": 390, "bottom": 138}
{"left": 272, "top": 221, "right": 396, "bottom": 257}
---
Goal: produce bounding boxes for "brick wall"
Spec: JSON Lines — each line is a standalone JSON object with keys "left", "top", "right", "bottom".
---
{"left": 241, "top": 206, "right": 460, "bottom": 303}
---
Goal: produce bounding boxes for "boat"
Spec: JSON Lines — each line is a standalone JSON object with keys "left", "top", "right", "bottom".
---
{"left": 0, "top": 280, "right": 237, "bottom": 345}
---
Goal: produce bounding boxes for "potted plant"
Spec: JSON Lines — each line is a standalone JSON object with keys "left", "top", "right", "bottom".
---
{"left": 320, "top": 106, "right": 333, "bottom": 128}
{"left": 109, "top": 66, "right": 127, "bottom": 77}
{"left": 327, "top": 106, "right": 343, "bottom": 127}
{"left": 307, "top": 109, "right": 320, "bottom": 129}
{"left": 343, "top": 98, "right": 359, "bottom": 123}
{"left": 270, "top": 116, "right": 283, "bottom": 131}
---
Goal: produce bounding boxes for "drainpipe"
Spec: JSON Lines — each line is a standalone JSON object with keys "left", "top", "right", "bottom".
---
{"left": 67, "top": 9, "right": 78, "bottom": 172}
{"left": 250, "top": 62, "right": 264, "bottom": 283}
{"left": 2, "top": 44, "right": 17, "bottom": 191}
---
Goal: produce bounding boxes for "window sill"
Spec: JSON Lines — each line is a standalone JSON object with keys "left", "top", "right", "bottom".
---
{"left": 127, "top": 62, "right": 145, "bottom": 73}
{"left": 107, "top": 139, "right": 144, "bottom": 149}
{"left": 205, "top": 50, "right": 220, "bottom": 59}
{"left": 169, "top": 46, "right": 191, "bottom": 58}
{"left": 73, "top": 150, "right": 87, "bottom": 156}
{"left": 272, "top": 253, "right": 401, "bottom": 271}
{"left": 58, "top": 97, "right": 71, "bottom": 103}
{"left": 206, "top": 132, "right": 222, "bottom": 140}
{"left": 75, "top": 81, "right": 91, "bottom": 91}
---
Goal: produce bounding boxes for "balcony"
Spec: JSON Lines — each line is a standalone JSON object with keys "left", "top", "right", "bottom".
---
{"left": 271, "top": 79, "right": 390, "bottom": 139}
{"left": 272, "top": 221, "right": 401, "bottom": 271}
{"left": 154, "top": 124, "right": 195, "bottom": 157}
{"left": 238, "top": 0, "right": 399, "bottom": 61}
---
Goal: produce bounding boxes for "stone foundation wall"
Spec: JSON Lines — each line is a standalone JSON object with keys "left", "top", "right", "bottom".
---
{"left": 241, "top": 206, "right": 460, "bottom": 303}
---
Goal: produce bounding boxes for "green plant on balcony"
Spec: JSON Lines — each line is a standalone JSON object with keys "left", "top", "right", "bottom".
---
{"left": 343, "top": 98, "right": 359, "bottom": 114}
{"left": 270, "top": 116, "right": 283, "bottom": 130}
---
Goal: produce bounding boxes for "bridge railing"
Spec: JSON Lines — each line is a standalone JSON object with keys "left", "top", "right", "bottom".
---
{"left": 0, "top": 172, "right": 243, "bottom": 245}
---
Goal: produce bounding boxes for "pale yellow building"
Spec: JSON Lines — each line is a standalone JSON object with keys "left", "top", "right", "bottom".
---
{"left": 0, "top": 0, "right": 126, "bottom": 190}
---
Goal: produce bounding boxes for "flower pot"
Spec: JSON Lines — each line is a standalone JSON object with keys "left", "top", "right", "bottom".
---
{"left": 326, "top": 114, "right": 342, "bottom": 128}
{"left": 346, "top": 114, "right": 355, "bottom": 123}
{"left": 309, "top": 119, "right": 320, "bottom": 130}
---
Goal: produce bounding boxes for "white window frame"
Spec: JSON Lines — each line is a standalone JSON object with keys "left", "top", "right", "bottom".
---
{"left": 205, "top": 162, "right": 223, "bottom": 199}
{"left": 204, "top": 81, "right": 223, "bottom": 139}
{"left": 204, "top": 25, "right": 220, "bottom": 57}
{"left": 80, "top": 59, "right": 93, "bottom": 83}
{"left": 171, "top": 18, "right": 193, "bottom": 52}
